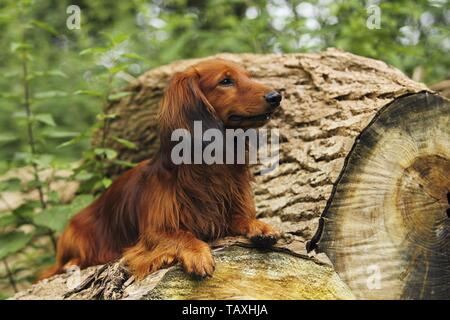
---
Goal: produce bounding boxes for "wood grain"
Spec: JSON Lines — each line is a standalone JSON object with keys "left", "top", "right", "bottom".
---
{"left": 312, "top": 93, "right": 450, "bottom": 299}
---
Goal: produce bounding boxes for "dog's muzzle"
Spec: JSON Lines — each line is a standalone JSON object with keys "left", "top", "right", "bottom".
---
{"left": 228, "top": 112, "right": 273, "bottom": 123}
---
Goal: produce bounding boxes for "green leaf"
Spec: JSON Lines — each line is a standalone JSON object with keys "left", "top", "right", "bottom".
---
{"left": 27, "top": 179, "right": 44, "bottom": 189}
{"left": 13, "top": 152, "right": 33, "bottom": 164}
{"left": 12, "top": 112, "right": 27, "bottom": 119}
{"left": 31, "top": 20, "right": 58, "bottom": 36}
{"left": 32, "top": 195, "right": 93, "bottom": 233}
{"left": 47, "top": 70, "right": 68, "bottom": 78}
{"left": 0, "top": 214, "right": 19, "bottom": 228}
{"left": 122, "top": 53, "right": 145, "bottom": 60}
{"left": 3, "top": 70, "right": 21, "bottom": 78}
{"left": 113, "top": 160, "right": 136, "bottom": 168}
{"left": 47, "top": 191, "right": 60, "bottom": 204}
{"left": 74, "top": 170, "right": 93, "bottom": 181}
{"left": 112, "top": 136, "right": 137, "bottom": 149}
{"left": 0, "top": 133, "right": 18, "bottom": 144}
{"left": 0, "top": 178, "right": 22, "bottom": 192}
{"left": 34, "top": 91, "right": 67, "bottom": 99}
{"left": 0, "top": 231, "right": 33, "bottom": 259}
{"left": 111, "top": 34, "right": 129, "bottom": 45}
{"left": 0, "top": 92, "right": 21, "bottom": 100}
{"left": 13, "top": 201, "right": 40, "bottom": 221}
{"left": 42, "top": 129, "right": 79, "bottom": 139}
{"left": 94, "top": 148, "right": 117, "bottom": 160}
{"left": 101, "top": 32, "right": 129, "bottom": 46}
{"left": 57, "top": 133, "right": 86, "bottom": 148}
{"left": 74, "top": 90, "right": 103, "bottom": 97}
{"left": 96, "top": 113, "right": 118, "bottom": 121}
{"left": 108, "top": 92, "right": 132, "bottom": 101}
{"left": 10, "top": 42, "right": 31, "bottom": 53}
{"left": 57, "top": 138, "right": 78, "bottom": 149}
{"left": 28, "top": 70, "right": 68, "bottom": 80}
{"left": 79, "top": 47, "right": 108, "bottom": 56}
{"left": 108, "top": 64, "right": 128, "bottom": 75}
{"left": 34, "top": 114, "right": 56, "bottom": 126}
{"left": 31, "top": 154, "right": 54, "bottom": 167}
{"left": 102, "top": 178, "right": 112, "bottom": 188}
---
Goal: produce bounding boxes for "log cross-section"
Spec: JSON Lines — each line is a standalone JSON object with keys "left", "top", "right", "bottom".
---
{"left": 310, "top": 92, "right": 450, "bottom": 299}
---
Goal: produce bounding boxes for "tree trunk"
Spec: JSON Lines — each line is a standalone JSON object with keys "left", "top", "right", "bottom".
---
{"left": 13, "top": 49, "right": 449, "bottom": 300}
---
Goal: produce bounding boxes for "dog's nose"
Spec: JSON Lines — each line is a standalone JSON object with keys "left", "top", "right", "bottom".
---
{"left": 265, "top": 91, "right": 282, "bottom": 107}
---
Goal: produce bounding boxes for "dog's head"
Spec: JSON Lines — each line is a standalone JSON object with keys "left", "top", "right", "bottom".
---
{"left": 159, "top": 59, "right": 282, "bottom": 139}
{"left": 192, "top": 59, "right": 282, "bottom": 128}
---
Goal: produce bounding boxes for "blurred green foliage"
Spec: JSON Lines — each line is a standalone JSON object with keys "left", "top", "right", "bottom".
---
{"left": 0, "top": 0, "right": 448, "bottom": 298}
{"left": 0, "top": 0, "right": 449, "bottom": 168}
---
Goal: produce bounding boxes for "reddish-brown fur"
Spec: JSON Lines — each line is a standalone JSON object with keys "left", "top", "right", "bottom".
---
{"left": 40, "top": 59, "right": 281, "bottom": 280}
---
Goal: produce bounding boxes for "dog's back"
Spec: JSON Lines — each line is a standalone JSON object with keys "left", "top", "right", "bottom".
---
{"left": 39, "top": 161, "right": 151, "bottom": 279}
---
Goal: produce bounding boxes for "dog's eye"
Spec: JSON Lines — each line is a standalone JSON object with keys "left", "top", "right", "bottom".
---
{"left": 218, "top": 78, "right": 234, "bottom": 86}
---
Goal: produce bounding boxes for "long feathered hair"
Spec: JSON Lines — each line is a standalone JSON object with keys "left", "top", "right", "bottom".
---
{"left": 40, "top": 59, "right": 280, "bottom": 280}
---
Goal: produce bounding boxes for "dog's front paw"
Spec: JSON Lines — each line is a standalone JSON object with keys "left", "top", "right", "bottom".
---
{"left": 246, "top": 220, "right": 281, "bottom": 248}
{"left": 179, "top": 245, "right": 215, "bottom": 279}
{"left": 250, "top": 233, "right": 279, "bottom": 247}
{"left": 123, "top": 246, "right": 177, "bottom": 279}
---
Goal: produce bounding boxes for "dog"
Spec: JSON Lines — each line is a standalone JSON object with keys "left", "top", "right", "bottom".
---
{"left": 41, "top": 59, "right": 282, "bottom": 280}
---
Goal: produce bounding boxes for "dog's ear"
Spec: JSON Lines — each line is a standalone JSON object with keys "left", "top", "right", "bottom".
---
{"left": 159, "top": 68, "right": 223, "bottom": 150}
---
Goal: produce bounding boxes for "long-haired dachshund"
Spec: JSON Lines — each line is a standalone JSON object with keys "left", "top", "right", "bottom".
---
{"left": 41, "top": 59, "right": 282, "bottom": 280}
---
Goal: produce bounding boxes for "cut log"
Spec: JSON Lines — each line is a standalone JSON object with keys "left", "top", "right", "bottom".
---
{"left": 308, "top": 92, "right": 450, "bottom": 299}
{"left": 142, "top": 246, "right": 353, "bottom": 300}
{"left": 12, "top": 238, "right": 355, "bottom": 300}
{"left": 13, "top": 49, "right": 449, "bottom": 300}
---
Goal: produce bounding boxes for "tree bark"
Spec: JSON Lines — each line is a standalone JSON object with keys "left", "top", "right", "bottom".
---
{"left": 13, "top": 48, "right": 449, "bottom": 300}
